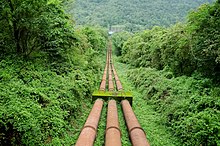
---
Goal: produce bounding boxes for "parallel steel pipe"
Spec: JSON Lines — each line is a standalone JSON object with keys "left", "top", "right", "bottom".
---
{"left": 105, "top": 100, "right": 121, "bottom": 146}
{"left": 121, "top": 100, "right": 150, "bottom": 146}
{"left": 116, "top": 80, "right": 123, "bottom": 91}
{"left": 108, "top": 47, "right": 114, "bottom": 91}
{"left": 75, "top": 99, "right": 104, "bottom": 146}
{"left": 108, "top": 73, "right": 114, "bottom": 91}
{"left": 100, "top": 80, "right": 106, "bottom": 91}
{"left": 99, "top": 53, "right": 109, "bottom": 91}
{"left": 101, "top": 45, "right": 111, "bottom": 91}
{"left": 100, "top": 67, "right": 107, "bottom": 91}
{"left": 111, "top": 64, "right": 123, "bottom": 91}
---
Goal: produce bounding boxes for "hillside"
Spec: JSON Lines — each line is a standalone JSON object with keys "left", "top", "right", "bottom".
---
{"left": 111, "top": 1, "right": 220, "bottom": 145}
{"left": 0, "top": 1, "right": 108, "bottom": 145}
{"left": 67, "top": 0, "right": 214, "bottom": 31}
{"left": 0, "top": 0, "right": 219, "bottom": 145}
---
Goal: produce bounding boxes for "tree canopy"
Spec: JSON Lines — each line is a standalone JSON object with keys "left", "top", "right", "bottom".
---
{"left": 68, "top": 0, "right": 215, "bottom": 31}
{"left": 0, "top": 0, "right": 108, "bottom": 145}
{"left": 111, "top": 1, "right": 220, "bottom": 145}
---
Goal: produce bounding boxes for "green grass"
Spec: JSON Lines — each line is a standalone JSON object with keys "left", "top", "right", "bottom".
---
{"left": 94, "top": 100, "right": 132, "bottom": 146}
{"left": 93, "top": 100, "right": 132, "bottom": 146}
{"left": 117, "top": 103, "right": 132, "bottom": 146}
{"left": 94, "top": 102, "right": 107, "bottom": 146}
{"left": 114, "top": 57, "right": 182, "bottom": 146}
{"left": 72, "top": 99, "right": 93, "bottom": 145}
{"left": 74, "top": 56, "right": 182, "bottom": 146}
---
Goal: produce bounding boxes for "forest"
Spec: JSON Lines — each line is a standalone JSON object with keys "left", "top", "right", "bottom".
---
{"left": 68, "top": 0, "right": 214, "bottom": 31}
{"left": 112, "top": 1, "right": 220, "bottom": 145}
{"left": 0, "top": 0, "right": 108, "bottom": 145}
{"left": 0, "top": 0, "right": 219, "bottom": 145}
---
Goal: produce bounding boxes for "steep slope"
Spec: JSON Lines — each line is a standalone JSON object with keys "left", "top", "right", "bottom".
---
{"left": 67, "top": 0, "right": 215, "bottom": 31}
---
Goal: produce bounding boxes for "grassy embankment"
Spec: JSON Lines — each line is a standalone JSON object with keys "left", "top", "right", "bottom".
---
{"left": 114, "top": 58, "right": 182, "bottom": 146}
{"left": 91, "top": 54, "right": 182, "bottom": 146}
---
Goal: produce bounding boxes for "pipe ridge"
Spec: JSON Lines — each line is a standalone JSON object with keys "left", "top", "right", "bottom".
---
{"left": 82, "top": 125, "right": 97, "bottom": 133}
{"left": 106, "top": 126, "right": 122, "bottom": 136}
{"left": 129, "top": 126, "right": 146, "bottom": 136}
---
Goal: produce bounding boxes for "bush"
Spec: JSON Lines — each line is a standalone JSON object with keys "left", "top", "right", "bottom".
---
{"left": 0, "top": 24, "right": 107, "bottom": 145}
{"left": 0, "top": 55, "right": 101, "bottom": 145}
{"left": 127, "top": 67, "right": 220, "bottom": 146}
{"left": 119, "top": 1, "right": 220, "bottom": 79}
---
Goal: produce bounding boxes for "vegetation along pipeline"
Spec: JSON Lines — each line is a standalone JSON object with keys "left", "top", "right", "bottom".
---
{"left": 1, "top": 0, "right": 219, "bottom": 145}
{"left": 75, "top": 42, "right": 150, "bottom": 146}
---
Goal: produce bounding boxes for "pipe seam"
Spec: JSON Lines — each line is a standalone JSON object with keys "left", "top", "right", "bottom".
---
{"left": 129, "top": 126, "right": 146, "bottom": 136}
{"left": 82, "top": 125, "right": 97, "bottom": 133}
{"left": 106, "top": 126, "right": 122, "bottom": 136}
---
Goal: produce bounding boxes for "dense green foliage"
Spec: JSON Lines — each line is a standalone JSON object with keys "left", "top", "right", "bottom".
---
{"left": 1, "top": 0, "right": 220, "bottom": 145}
{"left": 111, "top": 31, "right": 132, "bottom": 56}
{"left": 187, "top": 1, "right": 220, "bottom": 77}
{"left": 127, "top": 68, "right": 220, "bottom": 146}
{"left": 114, "top": 60, "right": 182, "bottom": 146}
{"left": 68, "top": 0, "right": 214, "bottom": 31}
{"left": 116, "top": 1, "right": 220, "bottom": 79}
{"left": 0, "top": 0, "right": 107, "bottom": 145}
{"left": 1, "top": 0, "right": 73, "bottom": 58}
{"left": 112, "top": 1, "right": 220, "bottom": 146}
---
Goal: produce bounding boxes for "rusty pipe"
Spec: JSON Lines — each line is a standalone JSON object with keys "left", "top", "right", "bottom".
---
{"left": 121, "top": 100, "right": 150, "bottom": 146}
{"left": 100, "top": 72, "right": 107, "bottom": 91}
{"left": 108, "top": 48, "right": 114, "bottom": 91}
{"left": 108, "top": 80, "right": 114, "bottom": 91}
{"left": 108, "top": 66, "right": 114, "bottom": 91}
{"left": 99, "top": 62, "right": 108, "bottom": 91}
{"left": 100, "top": 80, "right": 106, "bottom": 91}
{"left": 114, "top": 75, "right": 119, "bottom": 81}
{"left": 111, "top": 64, "right": 123, "bottom": 91}
{"left": 108, "top": 69, "right": 112, "bottom": 75}
{"left": 75, "top": 99, "right": 104, "bottom": 146}
{"left": 105, "top": 100, "right": 121, "bottom": 146}
{"left": 102, "top": 73, "right": 107, "bottom": 81}
{"left": 116, "top": 81, "right": 123, "bottom": 91}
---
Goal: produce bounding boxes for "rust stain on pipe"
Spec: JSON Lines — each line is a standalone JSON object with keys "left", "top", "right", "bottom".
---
{"left": 100, "top": 80, "right": 106, "bottom": 91}
{"left": 108, "top": 80, "right": 114, "bottom": 91}
{"left": 99, "top": 64, "right": 108, "bottom": 91}
{"left": 100, "top": 71, "right": 107, "bottom": 91}
{"left": 114, "top": 74, "right": 119, "bottom": 81}
{"left": 121, "top": 100, "right": 150, "bottom": 146}
{"left": 111, "top": 64, "right": 123, "bottom": 91}
{"left": 108, "top": 75, "right": 114, "bottom": 91}
{"left": 75, "top": 99, "right": 104, "bottom": 146}
{"left": 116, "top": 81, "right": 123, "bottom": 91}
{"left": 105, "top": 100, "right": 121, "bottom": 146}
{"left": 100, "top": 46, "right": 111, "bottom": 91}
{"left": 108, "top": 55, "right": 114, "bottom": 91}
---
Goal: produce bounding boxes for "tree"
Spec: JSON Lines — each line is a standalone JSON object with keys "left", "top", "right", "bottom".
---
{"left": 112, "top": 31, "right": 131, "bottom": 56}
{"left": 187, "top": 1, "right": 220, "bottom": 78}
{"left": 0, "top": 0, "right": 76, "bottom": 59}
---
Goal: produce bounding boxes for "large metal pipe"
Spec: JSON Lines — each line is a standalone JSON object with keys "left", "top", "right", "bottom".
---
{"left": 75, "top": 99, "right": 104, "bottom": 146}
{"left": 108, "top": 48, "right": 114, "bottom": 91}
{"left": 105, "top": 100, "right": 121, "bottom": 146}
{"left": 100, "top": 80, "right": 106, "bottom": 91}
{"left": 121, "top": 100, "right": 150, "bottom": 146}
{"left": 111, "top": 64, "right": 123, "bottom": 91}
{"left": 100, "top": 67, "right": 107, "bottom": 91}
{"left": 116, "top": 80, "right": 123, "bottom": 91}
{"left": 108, "top": 65, "right": 114, "bottom": 91}
{"left": 99, "top": 51, "right": 109, "bottom": 91}
{"left": 108, "top": 46, "right": 112, "bottom": 62}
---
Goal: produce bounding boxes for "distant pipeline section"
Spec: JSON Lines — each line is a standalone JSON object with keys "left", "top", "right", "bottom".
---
{"left": 92, "top": 42, "right": 132, "bottom": 105}
{"left": 75, "top": 41, "right": 150, "bottom": 146}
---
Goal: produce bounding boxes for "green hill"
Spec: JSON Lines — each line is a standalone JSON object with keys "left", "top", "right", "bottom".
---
{"left": 67, "top": 0, "right": 214, "bottom": 31}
